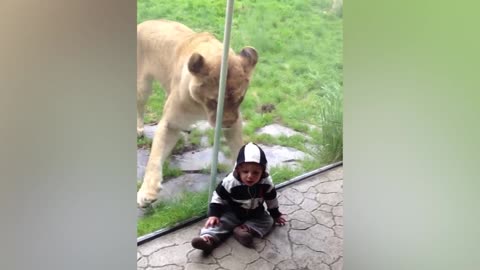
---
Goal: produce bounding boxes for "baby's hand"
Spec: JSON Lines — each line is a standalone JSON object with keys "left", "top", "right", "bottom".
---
{"left": 274, "top": 214, "right": 287, "bottom": 226}
{"left": 204, "top": 216, "right": 220, "bottom": 228}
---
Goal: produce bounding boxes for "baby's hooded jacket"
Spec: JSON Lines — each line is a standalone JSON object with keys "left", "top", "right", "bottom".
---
{"left": 208, "top": 142, "right": 282, "bottom": 219}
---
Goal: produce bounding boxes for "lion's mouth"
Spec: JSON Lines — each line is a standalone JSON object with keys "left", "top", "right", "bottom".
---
{"left": 208, "top": 114, "right": 236, "bottom": 128}
{"left": 208, "top": 121, "right": 233, "bottom": 129}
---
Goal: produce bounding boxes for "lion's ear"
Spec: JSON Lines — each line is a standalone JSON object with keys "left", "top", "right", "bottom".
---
{"left": 239, "top": 47, "right": 258, "bottom": 68}
{"left": 188, "top": 53, "right": 208, "bottom": 75}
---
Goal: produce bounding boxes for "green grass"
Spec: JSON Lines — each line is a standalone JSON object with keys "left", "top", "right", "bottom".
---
{"left": 162, "top": 162, "right": 184, "bottom": 179}
{"left": 136, "top": 181, "right": 142, "bottom": 191}
{"left": 312, "top": 82, "right": 343, "bottom": 163}
{"left": 143, "top": 81, "right": 166, "bottom": 125}
{"left": 136, "top": 136, "right": 152, "bottom": 149}
{"left": 188, "top": 129, "right": 204, "bottom": 147}
{"left": 137, "top": 191, "right": 209, "bottom": 236}
{"left": 200, "top": 163, "right": 232, "bottom": 175}
{"left": 137, "top": 0, "right": 342, "bottom": 236}
{"left": 270, "top": 166, "right": 303, "bottom": 185}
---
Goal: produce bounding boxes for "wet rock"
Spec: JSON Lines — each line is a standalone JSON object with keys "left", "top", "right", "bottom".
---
{"left": 137, "top": 149, "right": 150, "bottom": 180}
{"left": 137, "top": 148, "right": 231, "bottom": 180}
{"left": 143, "top": 124, "right": 157, "bottom": 139}
{"left": 159, "top": 173, "right": 226, "bottom": 202}
{"left": 258, "top": 144, "right": 312, "bottom": 169}
{"left": 169, "top": 148, "right": 232, "bottom": 172}
{"left": 256, "top": 124, "right": 307, "bottom": 138}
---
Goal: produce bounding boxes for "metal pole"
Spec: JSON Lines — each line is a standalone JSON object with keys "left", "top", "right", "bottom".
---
{"left": 208, "top": 0, "right": 235, "bottom": 202}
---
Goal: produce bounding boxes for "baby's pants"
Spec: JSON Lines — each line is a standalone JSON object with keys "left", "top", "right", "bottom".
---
{"left": 200, "top": 210, "right": 274, "bottom": 242}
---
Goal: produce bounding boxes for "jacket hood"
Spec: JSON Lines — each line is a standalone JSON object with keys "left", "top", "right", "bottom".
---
{"left": 233, "top": 142, "right": 269, "bottom": 177}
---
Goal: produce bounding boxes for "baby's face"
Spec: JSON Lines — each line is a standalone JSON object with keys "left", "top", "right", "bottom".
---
{"left": 236, "top": 162, "right": 263, "bottom": 186}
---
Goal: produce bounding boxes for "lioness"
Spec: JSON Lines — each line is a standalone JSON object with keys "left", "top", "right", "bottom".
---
{"left": 136, "top": 20, "right": 258, "bottom": 207}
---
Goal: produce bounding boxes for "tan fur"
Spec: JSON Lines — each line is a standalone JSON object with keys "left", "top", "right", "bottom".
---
{"left": 136, "top": 20, "right": 258, "bottom": 207}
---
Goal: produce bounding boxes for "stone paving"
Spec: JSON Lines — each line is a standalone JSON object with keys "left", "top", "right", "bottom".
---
{"left": 137, "top": 166, "right": 343, "bottom": 270}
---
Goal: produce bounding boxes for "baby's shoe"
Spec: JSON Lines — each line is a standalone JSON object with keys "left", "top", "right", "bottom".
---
{"left": 191, "top": 235, "right": 216, "bottom": 253}
{"left": 233, "top": 225, "right": 255, "bottom": 247}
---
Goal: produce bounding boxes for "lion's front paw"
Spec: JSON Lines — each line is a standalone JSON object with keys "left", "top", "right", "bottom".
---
{"left": 137, "top": 188, "right": 158, "bottom": 208}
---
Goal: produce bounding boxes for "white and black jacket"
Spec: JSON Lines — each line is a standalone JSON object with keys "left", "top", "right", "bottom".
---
{"left": 208, "top": 142, "right": 282, "bottom": 219}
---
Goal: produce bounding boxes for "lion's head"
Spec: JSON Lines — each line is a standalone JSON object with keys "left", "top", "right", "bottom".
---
{"left": 187, "top": 47, "right": 258, "bottom": 128}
